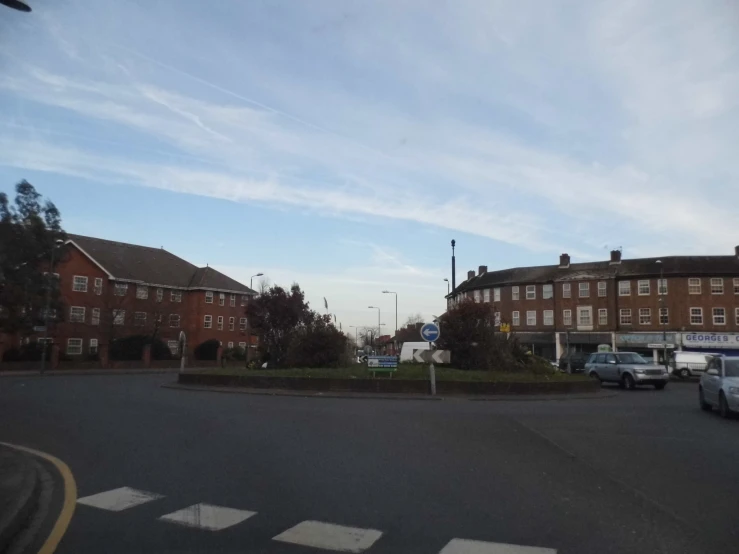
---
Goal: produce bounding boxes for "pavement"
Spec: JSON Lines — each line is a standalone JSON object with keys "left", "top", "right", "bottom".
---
{"left": 0, "top": 373, "right": 736, "bottom": 554}
{"left": 0, "top": 445, "right": 39, "bottom": 552}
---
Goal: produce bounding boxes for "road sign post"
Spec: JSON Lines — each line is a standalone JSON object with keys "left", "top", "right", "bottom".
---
{"left": 419, "top": 323, "right": 441, "bottom": 395}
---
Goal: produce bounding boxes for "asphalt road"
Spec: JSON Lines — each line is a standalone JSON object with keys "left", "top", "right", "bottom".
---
{"left": 0, "top": 374, "right": 736, "bottom": 554}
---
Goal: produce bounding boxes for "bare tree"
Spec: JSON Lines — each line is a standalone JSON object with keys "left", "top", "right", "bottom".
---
{"left": 404, "top": 313, "right": 424, "bottom": 327}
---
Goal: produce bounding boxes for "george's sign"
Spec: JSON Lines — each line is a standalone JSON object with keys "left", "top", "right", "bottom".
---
{"left": 681, "top": 333, "right": 739, "bottom": 349}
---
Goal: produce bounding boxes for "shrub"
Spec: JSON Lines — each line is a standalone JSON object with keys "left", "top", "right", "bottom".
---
{"left": 222, "top": 346, "right": 246, "bottom": 361}
{"left": 1, "top": 342, "right": 50, "bottom": 362}
{"left": 194, "top": 338, "right": 220, "bottom": 360}
{"left": 110, "top": 335, "right": 172, "bottom": 361}
{"left": 286, "top": 315, "right": 350, "bottom": 368}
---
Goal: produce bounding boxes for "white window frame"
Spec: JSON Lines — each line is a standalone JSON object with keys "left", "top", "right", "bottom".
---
{"left": 219, "top": 293, "right": 225, "bottom": 306}
{"left": 94, "top": 277, "right": 103, "bottom": 295}
{"left": 620, "top": 309, "right": 632, "bottom": 325}
{"left": 577, "top": 306, "right": 592, "bottom": 327}
{"left": 512, "top": 286, "right": 520, "bottom": 300}
{"left": 689, "top": 307, "right": 703, "bottom": 325}
{"left": 114, "top": 283, "right": 128, "bottom": 296}
{"left": 734, "top": 278, "right": 739, "bottom": 295}
{"left": 238, "top": 342, "right": 247, "bottom": 349}
{"left": 688, "top": 278, "right": 701, "bottom": 294}
{"left": 205, "top": 291, "right": 214, "bottom": 304}
{"left": 512, "top": 311, "right": 520, "bottom": 326}
{"left": 66, "top": 338, "right": 83, "bottom": 355}
{"left": 657, "top": 279, "right": 667, "bottom": 295}
{"left": 543, "top": 310, "right": 554, "bottom": 326}
{"left": 69, "top": 306, "right": 86, "bottom": 323}
{"left": 136, "top": 285, "right": 148, "bottom": 299}
{"left": 89, "top": 338, "right": 98, "bottom": 355}
{"left": 227, "top": 341, "right": 234, "bottom": 349}
{"left": 598, "top": 308, "right": 607, "bottom": 325}
{"left": 598, "top": 281, "right": 607, "bottom": 297}
{"left": 542, "top": 284, "right": 553, "bottom": 300}
{"left": 239, "top": 317, "right": 247, "bottom": 331}
{"left": 711, "top": 278, "right": 724, "bottom": 294}
{"left": 713, "top": 307, "right": 726, "bottom": 325}
{"left": 241, "top": 295, "right": 248, "bottom": 307}
{"left": 526, "top": 285, "right": 536, "bottom": 300}
{"left": 91, "top": 308, "right": 100, "bottom": 326}
{"left": 473, "top": 290, "right": 481, "bottom": 303}
{"left": 217, "top": 315, "right": 224, "bottom": 330}
{"left": 171, "top": 290, "right": 182, "bottom": 303}
{"left": 563, "top": 309, "right": 572, "bottom": 326}
{"left": 113, "top": 309, "right": 126, "bottom": 326}
{"left": 134, "top": 312, "right": 147, "bottom": 326}
{"left": 229, "top": 317, "right": 235, "bottom": 331}
{"left": 483, "top": 289, "right": 490, "bottom": 303}
{"left": 619, "top": 281, "right": 631, "bottom": 296}
{"left": 494, "top": 288, "right": 501, "bottom": 302}
{"left": 204, "top": 315, "right": 212, "bottom": 329}
{"left": 579, "top": 283, "right": 589, "bottom": 298}
{"left": 562, "top": 283, "right": 571, "bottom": 298}
{"left": 526, "top": 310, "right": 536, "bottom": 326}
{"left": 637, "top": 280, "right": 650, "bottom": 296}
{"left": 735, "top": 307, "right": 739, "bottom": 326}
{"left": 230, "top": 294, "right": 236, "bottom": 307}
{"left": 169, "top": 314, "right": 180, "bottom": 328}
{"left": 638, "top": 308, "right": 651, "bottom": 325}
{"left": 659, "top": 307, "right": 669, "bottom": 325}
{"left": 72, "top": 275, "right": 88, "bottom": 292}
{"left": 156, "top": 288, "right": 163, "bottom": 302}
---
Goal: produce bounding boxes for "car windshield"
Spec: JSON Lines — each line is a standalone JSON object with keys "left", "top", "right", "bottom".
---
{"left": 616, "top": 353, "right": 648, "bottom": 364}
{"left": 725, "top": 360, "right": 739, "bottom": 377}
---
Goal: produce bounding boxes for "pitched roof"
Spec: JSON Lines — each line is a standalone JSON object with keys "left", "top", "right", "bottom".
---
{"left": 451, "top": 255, "right": 739, "bottom": 296}
{"left": 67, "top": 234, "right": 254, "bottom": 294}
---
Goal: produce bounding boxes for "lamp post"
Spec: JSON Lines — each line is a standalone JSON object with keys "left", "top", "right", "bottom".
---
{"left": 244, "top": 273, "right": 263, "bottom": 366}
{"left": 368, "top": 306, "right": 380, "bottom": 344}
{"left": 655, "top": 260, "right": 667, "bottom": 369}
{"left": 250, "top": 273, "right": 263, "bottom": 290}
{"left": 40, "top": 239, "right": 64, "bottom": 374}
{"left": 443, "top": 278, "right": 450, "bottom": 295}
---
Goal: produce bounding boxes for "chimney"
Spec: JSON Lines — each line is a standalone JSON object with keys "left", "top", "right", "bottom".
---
{"left": 467, "top": 270, "right": 475, "bottom": 280}
{"left": 478, "top": 265, "right": 487, "bottom": 275}
{"left": 558, "top": 253, "right": 570, "bottom": 268}
{"left": 609, "top": 249, "right": 622, "bottom": 265}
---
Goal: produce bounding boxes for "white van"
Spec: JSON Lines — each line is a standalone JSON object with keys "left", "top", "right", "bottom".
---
{"left": 399, "top": 342, "right": 431, "bottom": 362}
{"left": 669, "top": 351, "right": 719, "bottom": 378}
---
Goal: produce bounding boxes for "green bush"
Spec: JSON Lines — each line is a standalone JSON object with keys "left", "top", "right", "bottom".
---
{"left": 194, "top": 338, "right": 220, "bottom": 360}
{"left": 222, "top": 346, "right": 246, "bottom": 361}
{"left": 110, "top": 335, "right": 172, "bottom": 361}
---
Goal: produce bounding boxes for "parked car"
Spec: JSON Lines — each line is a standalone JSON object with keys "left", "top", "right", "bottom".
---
{"left": 584, "top": 351, "right": 669, "bottom": 389}
{"left": 670, "top": 351, "right": 718, "bottom": 379}
{"left": 698, "top": 355, "right": 739, "bottom": 418}
{"left": 558, "top": 351, "right": 591, "bottom": 373}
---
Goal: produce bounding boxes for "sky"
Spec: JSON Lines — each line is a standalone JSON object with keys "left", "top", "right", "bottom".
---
{"left": 1, "top": 0, "right": 738, "bottom": 334}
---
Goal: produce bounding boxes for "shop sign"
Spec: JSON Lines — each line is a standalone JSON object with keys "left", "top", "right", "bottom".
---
{"left": 617, "top": 333, "right": 676, "bottom": 346}
{"left": 681, "top": 333, "right": 739, "bottom": 349}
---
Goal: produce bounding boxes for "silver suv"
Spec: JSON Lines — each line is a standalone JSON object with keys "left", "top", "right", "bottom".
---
{"left": 698, "top": 355, "right": 739, "bottom": 418}
{"left": 584, "top": 351, "right": 669, "bottom": 390}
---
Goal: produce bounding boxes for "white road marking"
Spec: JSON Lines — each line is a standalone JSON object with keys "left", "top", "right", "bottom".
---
{"left": 76, "top": 486, "right": 163, "bottom": 511}
{"left": 159, "top": 503, "right": 257, "bottom": 531}
{"left": 273, "top": 520, "right": 383, "bottom": 553}
{"left": 439, "top": 538, "right": 556, "bottom": 554}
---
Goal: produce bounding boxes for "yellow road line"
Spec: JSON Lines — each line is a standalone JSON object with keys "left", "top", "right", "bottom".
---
{"left": 0, "top": 442, "right": 77, "bottom": 554}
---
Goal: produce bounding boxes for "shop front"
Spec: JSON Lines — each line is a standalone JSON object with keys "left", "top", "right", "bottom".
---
{"left": 681, "top": 333, "right": 739, "bottom": 356}
{"left": 555, "top": 332, "right": 614, "bottom": 360}
{"left": 616, "top": 333, "right": 678, "bottom": 364}
{"left": 515, "top": 332, "right": 556, "bottom": 361}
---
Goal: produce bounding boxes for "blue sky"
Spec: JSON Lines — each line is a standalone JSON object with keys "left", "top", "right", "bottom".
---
{"left": 1, "top": 0, "right": 738, "bottom": 333}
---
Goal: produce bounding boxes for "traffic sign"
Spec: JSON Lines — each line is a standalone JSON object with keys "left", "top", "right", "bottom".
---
{"left": 367, "top": 355, "right": 398, "bottom": 371}
{"left": 499, "top": 323, "right": 511, "bottom": 333}
{"left": 413, "top": 349, "right": 451, "bottom": 364}
{"left": 420, "top": 322, "right": 440, "bottom": 342}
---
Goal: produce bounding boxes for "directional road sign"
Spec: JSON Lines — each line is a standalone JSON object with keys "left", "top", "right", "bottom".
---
{"left": 420, "top": 322, "right": 440, "bottom": 342}
{"left": 413, "top": 349, "right": 451, "bottom": 364}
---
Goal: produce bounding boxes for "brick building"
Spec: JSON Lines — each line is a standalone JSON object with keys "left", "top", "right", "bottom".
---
{"left": 31, "top": 234, "right": 256, "bottom": 358}
{"left": 447, "top": 248, "right": 739, "bottom": 361}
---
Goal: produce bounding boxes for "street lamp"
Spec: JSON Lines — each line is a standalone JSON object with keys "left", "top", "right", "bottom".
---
{"left": 250, "top": 273, "right": 263, "bottom": 290}
{"left": 443, "top": 278, "right": 450, "bottom": 295}
{"left": 655, "top": 260, "right": 667, "bottom": 369}
{"left": 382, "top": 290, "right": 397, "bottom": 336}
{"left": 368, "top": 306, "right": 380, "bottom": 341}
{"left": 40, "top": 239, "right": 64, "bottom": 374}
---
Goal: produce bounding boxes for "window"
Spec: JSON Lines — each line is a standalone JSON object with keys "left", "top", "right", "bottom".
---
{"left": 620, "top": 309, "right": 632, "bottom": 325}
{"left": 94, "top": 277, "right": 103, "bottom": 295}
{"left": 688, "top": 278, "right": 701, "bottom": 294}
{"left": 168, "top": 341, "right": 179, "bottom": 355}
{"left": 114, "top": 283, "right": 128, "bottom": 296}
{"left": 69, "top": 306, "right": 85, "bottom": 323}
{"left": 112, "top": 309, "right": 125, "bottom": 325}
{"left": 512, "top": 311, "right": 520, "bottom": 326}
{"left": 657, "top": 279, "right": 667, "bottom": 295}
{"left": 711, "top": 278, "right": 724, "bottom": 294}
{"left": 473, "top": 290, "right": 481, "bottom": 303}
{"left": 91, "top": 308, "right": 100, "bottom": 325}
{"left": 577, "top": 306, "right": 592, "bottom": 326}
{"left": 542, "top": 284, "right": 553, "bottom": 299}
{"left": 598, "top": 309, "right": 607, "bottom": 325}
{"left": 156, "top": 288, "right": 163, "bottom": 302}
{"left": 494, "top": 288, "right": 501, "bottom": 302}
{"left": 659, "top": 308, "right": 669, "bottom": 325}
{"left": 619, "top": 281, "right": 631, "bottom": 296}
{"left": 598, "top": 281, "right": 607, "bottom": 297}
{"left": 136, "top": 285, "right": 148, "bottom": 299}
{"left": 241, "top": 295, "right": 248, "bottom": 307}
{"left": 219, "top": 293, "right": 225, "bottom": 306}
{"left": 563, "top": 309, "right": 572, "bottom": 326}
{"left": 217, "top": 316, "right": 224, "bottom": 330}
{"left": 89, "top": 338, "right": 98, "bottom": 355}
{"left": 134, "top": 312, "right": 147, "bottom": 326}
{"left": 229, "top": 317, "right": 235, "bottom": 331}
{"left": 562, "top": 283, "right": 571, "bottom": 298}
{"left": 713, "top": 307, "right": 726, "bottom": 325}
{"left": 205, "top": 291, "right": 214, "bottom": 303}
{"left": 526, "top": 310, "right": 536, "bottom": 326}
{"left": 171, "top": 290, "right": 182, "bottom": 303}
{"left": 230, "top": 294, "right": 236, "bottom": 307}
{"left": 72, "top": 275, "right": 88, "bottom": 292}
{"left": 543, "top": 310, "right": 554, "bottom": 325}
{"left": 735, "top": 308, "right": 739, "bottom": 326}
{"left": 512, "top": 286, "right": 520, "bottom": 300}
{"left": 734, "top": 278, "right": 739, "bottom": 294}
{"left": 482, "top": 289, "right": 490, "bottom": 302}
{"left": 689, "top": 308, "right": 703, "bottom": 325}
{"left": 240, "top": 317, "right": 247, "bottom": 330}
{"left": 164, "top": 315, "right": 179, "bottom": 330}
{"left": 638, "top": 280, "right": 650, "bottom": 295}
{"left": 638, "top": 308, "right": 651, "bottom": 325}
{"left": 494, "top": 312, "right": 501, "bottom": 326}
{"left": 238, "top": 342, "right": 246, "bottom": 349}
{"left": 40, "top": 307, "right": 57, "bottom": 320}
{"left": 204, "top": 315, "right": 212, "bottom": 329}
{"left": 66, "top": 338, "right": 83, "bottom": 355}
{"left": 228, "top": 341, "right": 234, "bottom": 348}
{"left": 579, "top": 282, "right": 589, "bottom": 298}
{"left": 526, "top": 285, "right": 536, "bottom": 300}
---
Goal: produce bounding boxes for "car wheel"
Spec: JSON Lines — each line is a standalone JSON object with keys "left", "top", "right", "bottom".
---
{"left": 719, "top": 393, "right": 731, "bottom": 419}
{"left": 679, "top": 368, "right": 690, "bottom": 379}
{"left": 699, "top": 387, "right": 712, "bottom": 411}
{"left": 653, "top": 382, "right": 666, "bottom": 390}
{"left": 623, "top": 373, "right": 636, "bottom": 390}
{"left": 588, "top": 371, "right": 601, "bottom": 383}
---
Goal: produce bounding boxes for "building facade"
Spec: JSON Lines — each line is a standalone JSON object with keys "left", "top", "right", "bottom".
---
{"left": 447, "top": 248, "right": 739, "bottom": 361}
{"left": 32, "top": 234, "right": 256, "bottom": 358}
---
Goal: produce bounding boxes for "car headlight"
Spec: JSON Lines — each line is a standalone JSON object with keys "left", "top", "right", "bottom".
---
{"left": 635, "top": 369, "right": 645, "bottom": 374}
{"left": 729, "top": 387, "right": 739, "bottom": 395}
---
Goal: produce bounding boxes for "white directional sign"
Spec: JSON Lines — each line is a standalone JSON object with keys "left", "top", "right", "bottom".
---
{"left": 412, "top": 349, "right": 451, "bottom": 364}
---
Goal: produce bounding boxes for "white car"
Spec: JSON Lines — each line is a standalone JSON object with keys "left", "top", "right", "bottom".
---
{"left": 699, "top": 355, "right": 739, "bottom": 418}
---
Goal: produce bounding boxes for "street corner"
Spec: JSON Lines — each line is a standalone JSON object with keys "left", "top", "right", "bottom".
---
{"left": 0, "top": 442, "right": 77, "bottom": 554}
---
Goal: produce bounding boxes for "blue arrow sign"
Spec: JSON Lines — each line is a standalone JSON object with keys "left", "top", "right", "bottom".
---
{"left": 420, "top": 322, "right": 440, "bottom": 342}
